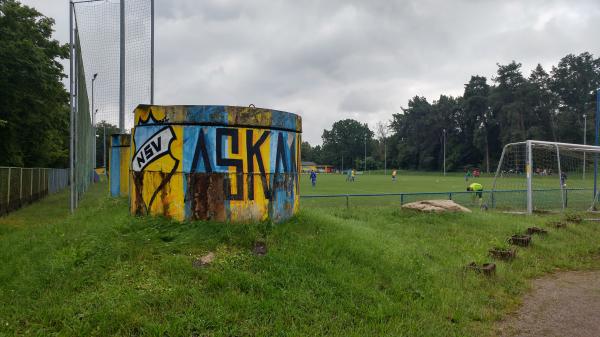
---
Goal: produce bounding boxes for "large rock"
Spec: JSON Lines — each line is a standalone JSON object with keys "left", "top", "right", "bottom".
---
{"left": 402, "top": 200, "right": 471, "bottom": 213}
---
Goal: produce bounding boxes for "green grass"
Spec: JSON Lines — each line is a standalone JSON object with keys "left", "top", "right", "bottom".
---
{"left": 299, "top": 173, "right": 596, "bottom": 211}
{"left": 1, "top": 178, "right": 600, "bottom": 336}
{"left": 300, "top": 172, "right": 494, "bottom": 195}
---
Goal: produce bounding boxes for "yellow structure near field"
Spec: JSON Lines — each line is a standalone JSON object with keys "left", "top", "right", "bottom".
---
{"left": 129, "top": 105, "right": 302, "bottom": 223}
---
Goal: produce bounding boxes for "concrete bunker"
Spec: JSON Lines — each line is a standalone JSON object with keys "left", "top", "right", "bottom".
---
{"left": 129, "top": 105, "right": 302, "bottom": 223}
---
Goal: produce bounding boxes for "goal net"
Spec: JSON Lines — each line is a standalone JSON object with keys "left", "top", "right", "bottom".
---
{"left": 489, "top": 140, "right": 600, "bottom": 213}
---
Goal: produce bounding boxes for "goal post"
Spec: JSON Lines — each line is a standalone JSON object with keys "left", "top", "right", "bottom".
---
{"left": 490, "top": 140, "right": 600, "bottom": 213}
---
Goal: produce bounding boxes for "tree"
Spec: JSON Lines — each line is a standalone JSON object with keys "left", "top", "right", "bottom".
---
{"left": 378, "top": 53, "right": 600, "bottom": 172}
{"left": 376, "top": 121, "right": 389, "bottom": 173}
{"left": 550, "top": 53, "right": 600, "bottom": 143}
{"left": 320, "top": 119, "right": 374, "bottom": 170}
{"left": 528, "top": 64, "right": 558, "bottom": 141}
{"left": 0, "top": 0, "right": 70, "bottom": 167}
{"left": 490, "top": 61, "right": 530, "bottom": 145}
{"left": 390, "top": 96, "right": 461, "bottom": 171}
{"left": 96, "top": 121, "right": 119, "bottom": 168}
{"left": 464, "top": 76, "right": 492, "bottom": 172}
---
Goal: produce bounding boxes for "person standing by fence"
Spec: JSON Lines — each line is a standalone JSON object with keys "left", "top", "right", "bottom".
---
{"left": 467, "top": 182, "right": 483, "bottom": 206}
{"left": 310, "top": 170, "right": 317, "bottom": 187}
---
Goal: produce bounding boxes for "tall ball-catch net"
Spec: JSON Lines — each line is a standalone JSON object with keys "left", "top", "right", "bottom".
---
{"left": 70, "top": 0, "right": 151, "bottom": 209}
{"left": 489, "top": 140, "right": 600, "bottom": 213}
{"left": 73, "top": 34, "right": 95, "bottom": 204}
{"left": 73, "top": 0, "right": 151, "bottom": 131}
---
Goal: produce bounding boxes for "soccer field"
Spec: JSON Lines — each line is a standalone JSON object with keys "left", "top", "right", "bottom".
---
{"left": 299, "top": 172, "right": 596, "bottom": 211}
{"left": 300, "top": 172, "right": 494, "bottom": 195}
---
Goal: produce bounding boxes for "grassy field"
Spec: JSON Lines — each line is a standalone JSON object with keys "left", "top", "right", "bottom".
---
{"left": 300, "top": 172, "right": 494, "bottom": 195}
{"left": 1, "top": 177, "right": 600, "bottom": 336}
{"left": 299, "top": 172, "right": 595, "bottom": 211}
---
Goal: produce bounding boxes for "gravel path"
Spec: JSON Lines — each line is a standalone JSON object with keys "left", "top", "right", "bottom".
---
{"left": 497, "top": 270, "right": 600, "bottom": 337}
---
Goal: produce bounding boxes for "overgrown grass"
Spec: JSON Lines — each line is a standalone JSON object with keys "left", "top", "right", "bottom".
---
{"left": 1, "top": 181, "right": 600, "bottom": 336}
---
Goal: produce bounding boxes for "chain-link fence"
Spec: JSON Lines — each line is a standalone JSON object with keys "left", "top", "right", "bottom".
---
{"left": 0, "top": 167, "right": 69, "bottom": 215}
{"left": 300, "top": 188, "right": 592, "bottom": 212}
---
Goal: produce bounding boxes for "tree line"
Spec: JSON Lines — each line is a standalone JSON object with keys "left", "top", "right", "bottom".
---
{"left": 2, "top": 1, "right": 600, "bottom": 173}
{"left": 0, "top": 1, "right": 118, "bottom": 169}
{"left": 303, "top": 52, "right": 600, "bottom": 172}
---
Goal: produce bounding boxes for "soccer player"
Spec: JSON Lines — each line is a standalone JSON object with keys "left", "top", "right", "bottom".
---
{"left": 467, "top": 182, "right": 483, "bottom": 206}
{"left": 560, "top": 171, "right": 568, "bottom": 187}
{"left": 351, "top": 169, "right": 356, "bottom": 182}
{"left": 310, "top": 170, "right": 317, "bottom": 187}
{"left": 392, "top": 170, "right": 397, "bottom": 182}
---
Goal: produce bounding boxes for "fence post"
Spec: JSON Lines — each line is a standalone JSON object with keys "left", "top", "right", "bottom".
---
{"left": 6, "top": 167, "right": 11, "bottom": 208}
{"left": 19, "top": 167, "right": 23, "bottom": 206}
{"left": 30, "top": 169, "right": 33, "bottom": 201}
{"left": 448, "top": 192, "right": 452, "bottom": 200}
{"left": 400, "top": 193, "right": 404, "bottom": 205}
{"left": 346, "top": 194, "right": 349, "bottom": 208}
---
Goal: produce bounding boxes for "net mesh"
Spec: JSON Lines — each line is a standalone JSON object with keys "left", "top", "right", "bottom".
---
{"left": 490, "top": 141, "right": 600, "bottom": 212}
{"left": 73, "top": 0, "right": 151, "bottom": 133}
{"left": 74, "top": 33, "right": 95, "bottom": 203}
{"left": 70, "top": 0, "right": 151, "bottom": 206}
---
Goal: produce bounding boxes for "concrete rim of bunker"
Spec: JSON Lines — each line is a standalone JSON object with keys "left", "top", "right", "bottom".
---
{"left": 134, "top": 104, "right": 302, "bottom": 133}
{"left": 130, "top": 104, "right": 302, "bottom": 223}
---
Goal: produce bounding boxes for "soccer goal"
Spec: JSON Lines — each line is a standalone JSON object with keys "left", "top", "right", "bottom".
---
{"left": 489, "top": 140, "right": 600, "bottom": 213}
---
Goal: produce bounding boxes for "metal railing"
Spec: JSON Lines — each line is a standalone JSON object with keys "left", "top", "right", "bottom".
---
{"left": 0, "top": 167, "right": 69, "bottom": 215}
{"left": 300, "top": 188, "right": 592, "bottom": 211}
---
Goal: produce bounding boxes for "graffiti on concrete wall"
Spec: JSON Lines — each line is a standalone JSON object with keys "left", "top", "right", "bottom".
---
{"left": 130, "top": 105, "right": 301, "bottom": 223}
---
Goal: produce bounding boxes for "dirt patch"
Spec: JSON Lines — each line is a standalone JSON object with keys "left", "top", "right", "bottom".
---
{"left": 402, "top": 200, "right": 471, "bottom": 213}
{"left": 497, "top": 270, "right": 600, "bottom": 337}
{"left": 192, "top": 252, "right": 215, "bottom": 268}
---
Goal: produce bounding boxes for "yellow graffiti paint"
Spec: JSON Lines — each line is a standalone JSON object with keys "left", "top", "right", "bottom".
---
{"left": 130, "top": 105, "right": 302, "bottom": 223}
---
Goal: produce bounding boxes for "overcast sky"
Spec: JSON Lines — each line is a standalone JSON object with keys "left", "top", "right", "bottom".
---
{"left": 19, "top": 0, "right": 600, "bottom": 144}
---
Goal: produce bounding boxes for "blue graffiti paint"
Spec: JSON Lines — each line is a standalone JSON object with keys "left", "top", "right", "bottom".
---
{"left": 183, "top": 126, "right": 218, "bottom": 173}
{"left": 187, "top": 106, "right": 228, "bottom": 124}
{"left": 110, "top": 135, "right": 121, "bottom": 197}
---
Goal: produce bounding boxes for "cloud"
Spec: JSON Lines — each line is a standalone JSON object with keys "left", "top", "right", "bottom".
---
{"left": 19, "top": 0, "right": 600, "bottom": 144}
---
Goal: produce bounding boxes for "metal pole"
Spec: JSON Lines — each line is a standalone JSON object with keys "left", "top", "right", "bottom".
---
{"left": 384, "top": 138, "right": 387, "bottom": 176}
{"left": 150, "top": 0, "right": 154, "bottom": 104}
{"left": 92, "top": 74, "right": 96, "bottom": 170}
{"left": 119, "top": 0, "right": 125, "bottom": 132}
{"left": 19, "top": 167, "right": 22, "bottom": 205}
{"left": 443, "top": 128, "right": 446, "bottom": 176}
{"left": 103, "top": 124, "right": 106, "bottom": 173}
{"left": 6, "top": 168, "right": 10, "bottom": 208}
{"left": 556, "top": 144, "right": 565, "bottom": 211}
{"left": 364, "top": 134, "right": 367, "bottom": 173}
{"left": 584, "top": 114, "right": 587, "bottom": 180}
{"left": 526, "top": 140, "right": 533, "bottom": 214}
{"left": 69, "top": 1, "right": 75, "bottom": 213}
{"left": 490, "top": 144, "right": 509, "bottom": 209}
{"left": 74, "top": 26, "right": 79, "bottom": 209}
{"left": 595, "top": 90, "right": 599, "bottom": 201}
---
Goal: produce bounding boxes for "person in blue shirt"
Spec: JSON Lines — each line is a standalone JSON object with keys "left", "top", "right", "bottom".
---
{"left": 310, "top": 170, "right": 317, "bottom": 187}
